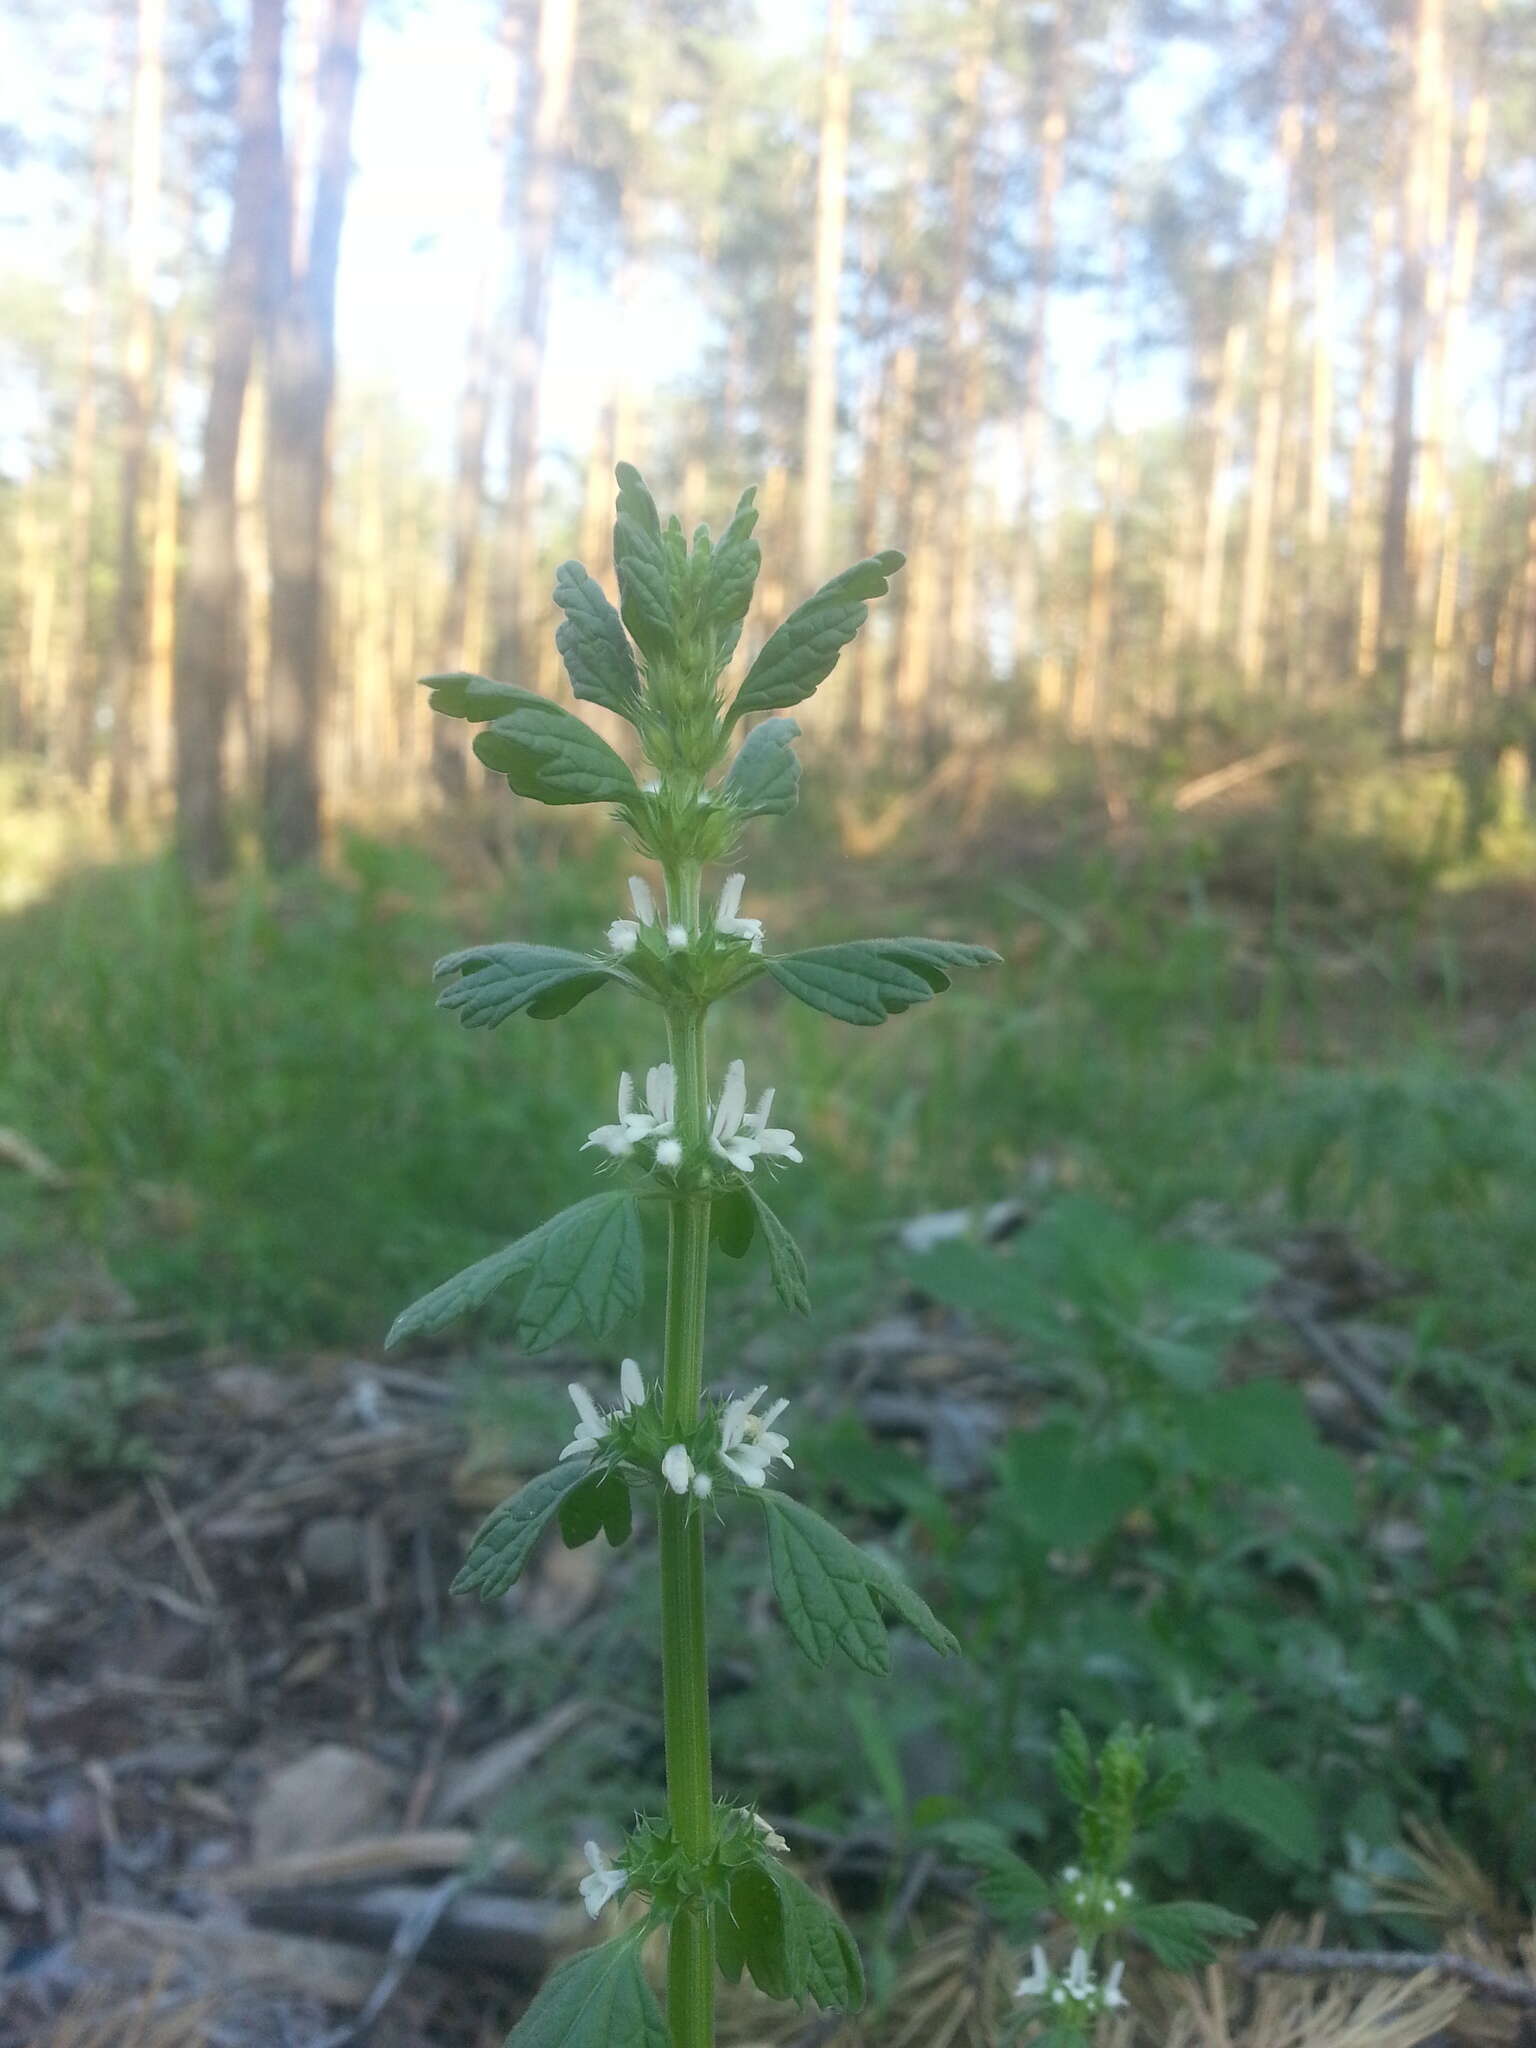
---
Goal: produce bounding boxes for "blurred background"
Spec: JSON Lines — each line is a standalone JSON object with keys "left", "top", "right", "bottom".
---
{"left": 3, "top": 1, "right": 1536, "bottom": 2044}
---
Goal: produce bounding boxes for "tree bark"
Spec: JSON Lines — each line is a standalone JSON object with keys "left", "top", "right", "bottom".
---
{"left": 1013, "top": 0, "right": 1065, "bottom": 675}
{"left": 1196, "top": 320, "right": 1246, "bottom": 645}
{"left": 106, "top": 0, "right": 167, "bottom": 821}
{"left": 174, "top": 0, "right": 287, "bottom": 880}
{"left": 492, "top": 0, "right": 579, "bottom": 683}
{"left": 800, "top": 0, "right": 850, "bottom": 587}
{"left": 262, "top": 0, "right": 365, "bottom": 870}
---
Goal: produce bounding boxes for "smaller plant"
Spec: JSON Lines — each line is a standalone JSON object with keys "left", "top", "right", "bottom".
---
{"left": 0, "top": 1350, "right": 156, "bottom": 1510}
{"left": 937, "top": 1715, "right": 1252, "bottom": 2043}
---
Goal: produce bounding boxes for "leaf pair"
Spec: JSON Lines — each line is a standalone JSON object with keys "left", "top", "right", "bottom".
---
{"left": 768, "top": 937, "right": 1000, "bottom": 1027}
{"left": 758, "top": 1491, "right": 958, "bottom": 1676}
{"left": 717, "top": 1860, "right": 864, "bottom": 2011}
{"left": 386, "top": 1192, "right": 643, "bottom": 1352}
{"left": 451, "top": 1460, "right": 630, "bottom": 1601}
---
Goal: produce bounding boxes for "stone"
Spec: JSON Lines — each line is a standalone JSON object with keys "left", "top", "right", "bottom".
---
{"left": 251, "top": 1746, "right": 399, "bottom": 1863}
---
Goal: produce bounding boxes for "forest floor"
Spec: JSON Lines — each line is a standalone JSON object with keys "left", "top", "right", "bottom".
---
{"left": 3, "top": 746, "right": 1535, "bottom": 2044}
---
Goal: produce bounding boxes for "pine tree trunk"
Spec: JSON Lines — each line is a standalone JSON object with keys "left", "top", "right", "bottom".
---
{"left": 1013, "top": 0, "right": 1065, "bottom": 675}
{"left": 801, "top": 0, "right": 850, "bottom": 586}
{"left": 262, "top": 0, "right": 364, "bottom": 870}
{"left": 437, "top": 0, "right": 523, "bottom": 795}
{"left": 62, "top": 64, "right": 114, "bottom": 783}
{"left": 1196, "top": 320, "right": 1247, "bottom": 645}
{"left": 492, "top": 0, "right": 579, "bottom": 682}
{"left": 174, "top": 0, "right": 286, "bottom": 881}
{"left": 1349, "top": 198, "right": 1390, "bottom": 678}
{"left": 107, "top": 0, "right": 167, "bottom": 821}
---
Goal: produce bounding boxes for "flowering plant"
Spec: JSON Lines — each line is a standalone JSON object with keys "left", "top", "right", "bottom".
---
{"left": 388, "top": 465, "right": 997, "bottom": 2046}
{"left": 938, "top": 1716, "right": 1252, "bottom": 2044}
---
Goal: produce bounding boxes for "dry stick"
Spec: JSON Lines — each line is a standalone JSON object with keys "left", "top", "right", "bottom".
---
{"left": 1237, "top": 1947, "right": 1536, "bottom": 2010}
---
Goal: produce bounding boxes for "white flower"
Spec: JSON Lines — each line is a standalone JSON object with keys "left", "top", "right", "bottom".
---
{"left": 715, "top": 873, "right": 765, "bottom": 952}
{"left": 661, "top": 1444, "right": 695, "bottom": 1494}
{"left": 579, "top": 1841, "right": 626, "bottom": 1919}
{"left": 607, "top": 876, "right": 658, "bottom": 955}
{"left": 1115, "top": 1878, "right": 1134, "bottom": 1899}
{"left": 719, "top": 1386, "right": 793, "bottom": 1488}
{"left": 560, "top": 1381, "right": 612, "bottom": 1462}
{"left": 744, "top": 1086, "right": 801, "bottom": 1163}
{"left": 1104, "top": 1960, "right": 1126, "bottom": 2010}
{"left": 666, "top": 922, "right": 689, "bottom": 951}
{"left": 585, "top": 1072, "right": 640, "bottom": 1157}
{"left": 620, "top": 1357, "right": 647, "bottom": 1410}
{"left": 747, "top": 1810, "right": 790, "bottom": 1855}
{"left": 1015, "top": 1945, "right": 1051, "bottom": 1999}
{"left": 710, "top": 1060, "right": 757, "bottom": 1171}
{"left": 1064, "top": 1949, "right": 1095, "bottom": 2003}
{"left": 1060, "top": 1865, "right": 1081, "bottom": 1883}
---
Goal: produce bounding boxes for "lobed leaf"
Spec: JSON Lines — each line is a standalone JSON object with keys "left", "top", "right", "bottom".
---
{"left": 473, "top": 690, "right": 641, "bottom": 808}
{"left": 551, "top": 561, "right": 643, "bottom": 719}
{"left": 612, "top": 463, "right": 676, "bottom": 661}
{"left": 420, "top": 670, "right": 525, "bottom": 721}
{"left": 746, "top": 1187, "right": 810, "bottom": 1315}
{"left": 933, "top": 1822, "right": 1051, "bottom": 1922}
{"left": 701, "top": 486, "right": 761, "bottom": 637}
{"left": 721, "top": 716, "right": 801, "bottom": 819}
{"left": 451, "top": 1461, "right": 589, "bottom": 1599}
{"left": 758, "top": 1492, "right": 958, "bottom": 1675}
{"left": 387, "top": 1193, "right": 643, "bottom": 1352}
{"left": 727, "top": 550, "right": 904, "bottom": 724}
{"left": 1128, "top": 1900, "right": 1254, "bottom": 1969}
{"left": 767, "top": 938, "right": 999, "bottom": 1027}
{"left": 433, "top": 942, "right": 626, "bottom": 1030}
{"left": 504, "top": 1927, "right": 668, "bottom": 2048}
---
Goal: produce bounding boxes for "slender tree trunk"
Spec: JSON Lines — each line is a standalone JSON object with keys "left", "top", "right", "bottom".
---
{"left": 174, "top": 0, "right": 286, "bottom": 881}
{"left": 801, "top": 0, "right": 850, "bottom": 587}
{"left": 1237, "top": 26, "right": 1303, "bottom": 688}
{"left": 146, "top": 302, "right": 184, "bottom": 798}
{"left": 1350, "top": 198, "right": 1390, "bottom": 677}
{"left": 62, "top": 64, "right": 114, "bottom": 783}
{"left": 262, "top": 0, "right": 365, "bottom": 869}
{"left": 107, "top": 0, "right": 166, "bottom": 820}
{"left": 1197, "top": 320, "right": 1247, "bottom": 646}
{"left": 437, "top": 0, "right": 523, "bottom": 795}
{"left": 1013, "top": 0, "right": 1065, "bottom": 674}
{"left": 492, "top": 0, "right": 579, "bottom": 682}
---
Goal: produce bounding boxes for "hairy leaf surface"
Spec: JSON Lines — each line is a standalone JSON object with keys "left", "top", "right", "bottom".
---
{"left": 503, "top": 1928, "right": 667, "bottom": 2048}
{"left": 433, "top": 942, "right": 626, "bottom": 1029}
{"left": 420, "top": 671, "right": 525, "bottom": 721}
{"left": 702, "top": 486, "right": 761, "bottom": 635}
{"left": 759, "top": 1492, "right": 958, "bottom": 1675}
{"left": 451, "top": 1462, "right": 589, "bottom": 1599}
{"left": 1128, "top": 1901, "right": 1254, "bottom": 1968}
{"left": 767, "top": 938, "right": 999, "bottom": 1026}
{"left": 612, "top": 463, "right": 676, "bottom": 661}
{"left": 746, "top": 1187, "right": 809, "bottom": 1315}
{"left": 727, "top": 551, "right": 904, "bottom": 723}
{"left": 722, "top": 716, "right": 801, "bottom": 818}
{"left": 473, "top": 690, "right": 640, "bottom": 807}
{"left": 552, "top": 561, "right": 642, "bottom": 718}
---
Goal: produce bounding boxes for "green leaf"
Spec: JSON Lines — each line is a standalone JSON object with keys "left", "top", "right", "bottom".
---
{"left": 711, "top": 1186, "right": 756, "bottom": 1259}
{"left": 1177, "top": 1381, "right": 1357, "bottom": 1528}
{"left": 721, "top": 716, "right": 801, "bottom": 818}
{"left": 551, "top": 561, "right": 643, "bottom": 719}
{"left": 745, "top": 1187, "right": 810, "bottom": 1315}
{"left": 473, "top": 690, "right": 641, "bottom": 808}
{"left": 1199, "top": 1764, "right": 1324, "bottom": 1869}
{"left": 759, "top": 1492, "right": 958, "bottom": 1675}
{"left": 386, "top": 1193, "right": 643, "bottom": 1352}
{"left": 997, "top": 1423, "right": 1154, "bottom": 1550}
{"left": 727, "top": 550, "right": 905, "bottom": 724}
{"left": 504, "top": 1927, "right": 667, "bottom": 2048}
{"left": 714, "top": 1896, "right": 746, "bottom": 1985}
{"left": 767, "top": 938, "right": 999, "bottom": 1027}
{"left": 1129, "top": 1900, "right": 1253, "bottom": 1969}
{"left": 701, "top": 486, "right": 761, "bottom": 641}
{"left": 515, "top": 1193, "right": 645, "bottom": 1351}
{"left": 612, "top": 463, "right": 676, "bottom": 661}
{"left": 433, "top": 943, "right": 625, "bottom": 1030}
{"left": 727, "top": 1863, "right": 864, "bottom": 2011}
{"left": 451, "top": 1462, "right": 589, "bottom": 1599}
{"left": 558, "top": 1468, "right": 632, "bottom": 1551}
{"left": 420, "top": 671, "right": 525, "bottom": 721}
{"left": 1053, "top": 1713, "right": 1094, "bottom": 1805}
{"left": 932, "top": 1822, "right": 1051, "bottom": 1922}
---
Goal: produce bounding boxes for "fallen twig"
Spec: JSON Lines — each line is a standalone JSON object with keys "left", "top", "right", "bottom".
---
{"left": 309, "top": 1869, "right": 469, "bottom": 2048}
{"left": 1238, "top": 1945, "right": 1536, "bottom": 2009}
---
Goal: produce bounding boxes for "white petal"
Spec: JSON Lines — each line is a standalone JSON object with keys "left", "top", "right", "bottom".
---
{"left": 616, "top": 1072, "right": 635, "bottom": 1120}
{"left": 717, "top": 873, "right": 745, "bottom": 922}
{"left": 568, "top": 1384, "right": 603, "bottom": 1432}
{"left": 661, "top": 1445, "right": 695, "bottom": 1494}
{"left": 584, "top": 1124, "right": 634, "bottom": 1157}
{"left": 654, "top": 1137, "right": 682, "bottom": 1168}
{"left": 646, "top": 1064, "right": 676, "bottom": 1125}
{"left": 691, "top": 1472, "right": 713, "bottom": 1498}
{"left": 721, "top": 1448, "right": 767, "bottom": 1487}
{"left": 761, "top": 1398, "right": 788, "bottom": 1428}
{"left": 628, "top": 875, "right": 656, "bottom": 924}
{"left": 712, "top": 1061, "right": 747, "bottom": 1139}
{"left": 748, "top": 1087, "right": 775, "bottom": 1132}
{"left": 666, "top": 923, "right": 689, "bottom": 951}
{"left": 620, "top": 1358, "right": 645, "bottom": 1409}
{"left": 1104, "top": 1961, "right": 1126, "bottom": 2008}
{"left": 607, "top": 921, "right": 639, "bottom": 955}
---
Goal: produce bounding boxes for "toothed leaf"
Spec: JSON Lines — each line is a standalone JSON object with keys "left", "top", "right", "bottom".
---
{"left": 432, "top": 942, "right": 626, "bottom": 1030}
{"left": 727, "top": 551, "right": 904, "bottom": 723}
{"left": 552, "top": 561, "right": 642, "bottom": 719}
{"left": 451, "top": 1461, "right": 588, "bottom": 1598}
{"left": 473, "top": 690, "right": 641, "bottom": 807}
{"left": 767, "top": 938, "right": 999, "bottom": 1026}
{"left": 722, "top": 716, "right": 801, "bottom": 818}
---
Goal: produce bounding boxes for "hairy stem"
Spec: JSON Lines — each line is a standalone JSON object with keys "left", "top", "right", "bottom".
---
{"left": 660, "top": 860, "right": 715, "bottom": 2047}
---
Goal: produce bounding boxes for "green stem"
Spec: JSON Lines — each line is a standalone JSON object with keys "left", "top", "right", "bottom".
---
{"left": 660, "top": 865, "right": 715, "bottom": 2048}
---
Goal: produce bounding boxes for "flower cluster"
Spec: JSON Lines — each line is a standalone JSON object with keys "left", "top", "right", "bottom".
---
{"left": 605, "top": 872, "right": 765, "bottom": 961}
{"left": 584, "top": 1058, "right": 800, "bottom": 1178}
{"left": 1060, "top": 1865, "right": 1135, "bottom": 1919}
{"left": 1014, "top": 1944, "right": 1126, "bottom": 2017}
{"left": 660, "top": 1385, "right": 795, "bottom": 1500}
